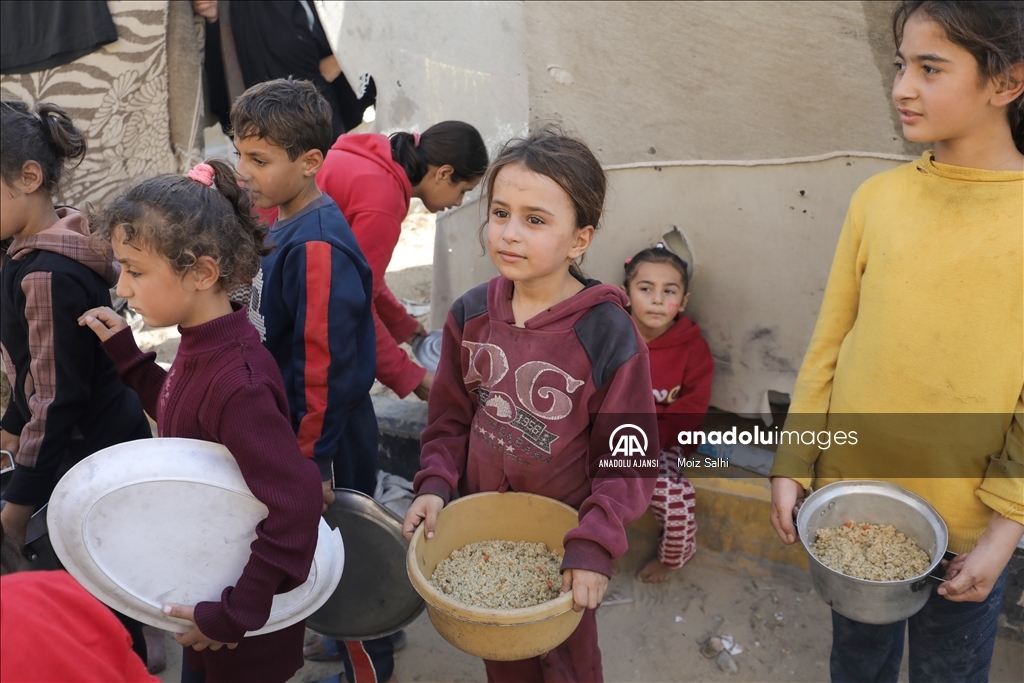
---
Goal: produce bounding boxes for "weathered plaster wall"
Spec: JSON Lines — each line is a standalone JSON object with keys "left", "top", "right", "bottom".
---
{"left": 433, "top": 155, "right": 902, "bottom": 415}
{"left": 522, "top": 0, "right": 920, "bottom": 162}
{"left": 325, "top": 1, "right": 924, "bottom": 415}
{"left": 317, "top": 1, "right": 529, "bottom": 156}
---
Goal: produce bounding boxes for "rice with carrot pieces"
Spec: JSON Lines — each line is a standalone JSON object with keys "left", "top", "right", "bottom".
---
{"left": 431, "top": 540, "right": 563, "bottom": 609}
{"left": 813, "top": 521, "right": 930, "bottom": 581}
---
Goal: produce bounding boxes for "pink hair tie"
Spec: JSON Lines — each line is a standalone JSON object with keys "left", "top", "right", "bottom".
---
{"left": 413, "top": 132, "right": 421, "bottom": 147}
{"left": 187, "top": 163, "right": 215, "bottom": 187}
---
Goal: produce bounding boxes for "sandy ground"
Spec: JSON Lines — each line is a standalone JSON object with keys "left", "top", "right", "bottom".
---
{"left": 113, "top": 204, "right": 1022, "bottom": 683}
{"left": 153, "top": 530, "right": 1023, "bottom": 683}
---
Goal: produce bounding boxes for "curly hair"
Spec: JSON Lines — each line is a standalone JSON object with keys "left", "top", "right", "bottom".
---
{"left": 91, "top": 159, "right": 270, "bottom": 288}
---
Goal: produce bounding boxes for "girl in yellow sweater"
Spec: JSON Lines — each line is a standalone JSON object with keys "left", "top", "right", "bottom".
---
{"left": 769, "top": 2, "right": 1023, "bottom": 681}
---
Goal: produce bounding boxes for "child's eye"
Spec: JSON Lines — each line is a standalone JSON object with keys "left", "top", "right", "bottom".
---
{"left": 526, "top": 215, "right": 544, "bottom": 225}
{"left": 893, "top": 61, "right": 905, "bottom": 72}
{"left": 254, "top": 159, "right": 266, "bottom": 166}
{"left": 127, "top": 270, "right": 141, "bottom": 278}
{"left": 923, "top": 65, "right": 939, "bottom": 75}
{"left": 492, "top": 209, "right": 508, "bottom": 219}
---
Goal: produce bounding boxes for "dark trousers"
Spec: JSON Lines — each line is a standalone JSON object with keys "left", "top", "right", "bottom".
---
{"left": 829, "top": 568, "right": 1008, "bottom": 683}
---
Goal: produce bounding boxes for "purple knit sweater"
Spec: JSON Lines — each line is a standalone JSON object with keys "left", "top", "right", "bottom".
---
{"left": 103, "top": 304, "right": 322, "bottom": 682}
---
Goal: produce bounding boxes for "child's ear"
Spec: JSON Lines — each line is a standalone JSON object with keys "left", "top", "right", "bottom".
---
{"left": 19, "top": 161, "right": 44, "bottom": 194}
{"left": 436, "top": 165, "right": 455, "bottom": 184}
{"left": 190, "top": 255, "right": 222, "bottom": 291}
{"left": 679, "top": 291, "right": 691, "bottom": 313}
{"left": 992, "top": 63, "right": 1024, "bottom": 106}
{"left": 302, "top": 149, "right": 325, "bottom": 177}
{"left": 568, "top": 225, "right": 595, "bottom": 259}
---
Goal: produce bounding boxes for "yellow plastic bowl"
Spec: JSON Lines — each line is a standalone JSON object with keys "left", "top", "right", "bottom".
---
{"left": 406, "top": 491, "right": 585, "bottom": 661}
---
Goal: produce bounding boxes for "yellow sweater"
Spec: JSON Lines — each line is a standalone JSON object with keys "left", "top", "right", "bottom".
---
{"left": 770, "top": 152, "right": 1024, "bottom": 553}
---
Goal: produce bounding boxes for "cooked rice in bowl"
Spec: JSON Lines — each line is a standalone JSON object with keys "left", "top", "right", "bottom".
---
{"left": 430, "top": 540, "right": 563, "bottom": 609}
{"left": 812, "top": 521, "right": 931, "bottom": 581}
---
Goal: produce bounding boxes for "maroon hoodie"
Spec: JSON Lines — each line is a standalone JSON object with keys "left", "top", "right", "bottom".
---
{"left": 414, "top": 276, "right": 658, "bottom": 577}
{"left": 646, "top": 316, "right": 714, "bottom": 453}
{"left": 317, "top": 133, "right": 425, "bottom": 397}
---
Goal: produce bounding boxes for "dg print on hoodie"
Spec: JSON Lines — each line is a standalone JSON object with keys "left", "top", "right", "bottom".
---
{"left": 414, "top": 275, "right": 659, "bottom": 579}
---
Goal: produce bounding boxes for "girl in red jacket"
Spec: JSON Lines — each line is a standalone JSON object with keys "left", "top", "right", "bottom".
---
{"left": 317, "top": 122, "right": 489, "bottom": 399}
{"left": 403, "top": 127, "right": 657, "bottom": 683}
{"left": 623, "top": 247, "right": 714, "bottom": 583}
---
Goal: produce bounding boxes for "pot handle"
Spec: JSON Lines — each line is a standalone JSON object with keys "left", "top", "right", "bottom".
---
{"left": 913, "top": 550, "right": 958, "bottom": 591}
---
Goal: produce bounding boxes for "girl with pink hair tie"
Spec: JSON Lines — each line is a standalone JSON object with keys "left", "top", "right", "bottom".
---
{"left": 78, "top": 160, "right": 324, "bottom": 683}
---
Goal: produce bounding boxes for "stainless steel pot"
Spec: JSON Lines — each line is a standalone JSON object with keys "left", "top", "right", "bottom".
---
{"left": 796, "top": 480, "right": 951, "bottom": 625}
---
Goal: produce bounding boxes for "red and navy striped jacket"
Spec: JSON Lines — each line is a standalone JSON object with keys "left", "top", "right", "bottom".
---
{"left": 248, "top": 194, "right": 377, "bottom": 489}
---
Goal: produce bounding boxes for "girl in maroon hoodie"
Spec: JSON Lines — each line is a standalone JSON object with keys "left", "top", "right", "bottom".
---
{"left": 403, "top": 128, "right": 657, "bottom": 683}
{"left": 79, "top": 160, "right": 323, "bottom": 683}
{"left": 318, "top": 122, "right": 489, "bottom": 400}
{"left": 622, "top": 247, "right": 714, "bottom": 583}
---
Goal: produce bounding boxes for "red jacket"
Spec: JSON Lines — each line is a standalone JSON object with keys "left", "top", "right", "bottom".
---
{"left": 0, "top": 571, "right": 157, "bottom": 682}
{"left": 647, "top": 316, "right": 714, "bottom": 452}
{"left": 317, "top": 133, "right": 426, "bottom": 397}
{"left": 414, "top": 277, "right": 658, "bottom": 577}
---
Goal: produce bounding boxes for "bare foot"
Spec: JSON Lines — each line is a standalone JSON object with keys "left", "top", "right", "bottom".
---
{"left": 636, "top": 558, "right": 675, "bottom": 583}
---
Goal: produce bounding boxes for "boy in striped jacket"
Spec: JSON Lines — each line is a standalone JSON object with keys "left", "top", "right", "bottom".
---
{"left": 233, "top": 78, "right": 393, "bottom": 683}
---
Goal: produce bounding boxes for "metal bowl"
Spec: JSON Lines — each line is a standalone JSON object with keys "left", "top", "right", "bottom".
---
{"left": 796, "top": 480, "right": 949, "bottom": 624}
{"left": 305, "top": 489, "right": 425, "bottom": 640}
{"left": 412, "top": 330, "right": 443, "bottom": 372}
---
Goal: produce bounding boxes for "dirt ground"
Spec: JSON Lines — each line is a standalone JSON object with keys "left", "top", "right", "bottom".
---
{"left": 129, "top": 205, "right": 1020, "bottom": 683}
{"left": 154, "top": 534, "right": 1023, "bottom": 683}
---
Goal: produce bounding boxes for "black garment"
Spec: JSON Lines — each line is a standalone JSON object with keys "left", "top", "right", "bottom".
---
{"left": 0, "top": 0, "right": 117, "bottom": 74}
{"left": 206, "top": 0, "right": 375, "bottom": 139}
{"left": 1, "top": 237, "right": 148, "bottom": 507}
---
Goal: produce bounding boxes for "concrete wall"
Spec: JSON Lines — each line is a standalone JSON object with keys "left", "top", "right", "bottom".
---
{"left": 324, "top": 1, "right": 925, "bottom": 416}
{"left": 522, "top": 0, "right": 920, "bottom": 163}
{"left": 317, "top": 0, "right": 529, "bottom": 158}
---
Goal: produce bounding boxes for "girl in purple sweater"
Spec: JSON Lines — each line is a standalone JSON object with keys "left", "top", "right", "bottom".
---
{"left": 402, "top": 128, "right": 657, "bottom": 682}
{"left": 78, "top": 160, "right": 323, "bottom": 683}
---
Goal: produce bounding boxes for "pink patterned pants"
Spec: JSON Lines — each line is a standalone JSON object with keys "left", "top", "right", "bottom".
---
{"left": 649, "top": 448, "right": 697, "bottom": 568}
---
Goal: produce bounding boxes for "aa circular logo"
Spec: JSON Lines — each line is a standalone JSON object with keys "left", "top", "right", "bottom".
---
{"left": 608, "top": 424, "right": 648, "bottom": 458}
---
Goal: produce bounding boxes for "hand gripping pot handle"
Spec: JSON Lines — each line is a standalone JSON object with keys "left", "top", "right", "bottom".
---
{"left": 912, "top": 550, "right": 958, "bottom": 592}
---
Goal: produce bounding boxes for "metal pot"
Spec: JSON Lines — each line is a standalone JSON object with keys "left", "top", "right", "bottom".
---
{"left": 796, "top": 480, "right": 951, "bottom": 625}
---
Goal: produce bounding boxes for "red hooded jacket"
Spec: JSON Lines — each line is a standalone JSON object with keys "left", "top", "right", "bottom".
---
{"left": 0, "top": 571, "right": 157, "bottom": 682}
{"left": 647, "top": 316, "right": 714, "bottom": 452}
{"left": 317, "top": 133, "right": 426, "bottom": 397}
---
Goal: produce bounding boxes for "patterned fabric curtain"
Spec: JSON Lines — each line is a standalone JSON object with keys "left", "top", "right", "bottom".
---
{"left": 0, "top": 1, "right": 204, "bottom": 209}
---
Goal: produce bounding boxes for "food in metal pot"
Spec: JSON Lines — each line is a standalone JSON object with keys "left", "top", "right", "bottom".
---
{"left": 812, "top": 521, "right": 930, "bottom": 581}
{"left": 430, "top": 540, "right": 563, "bottom": 609}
